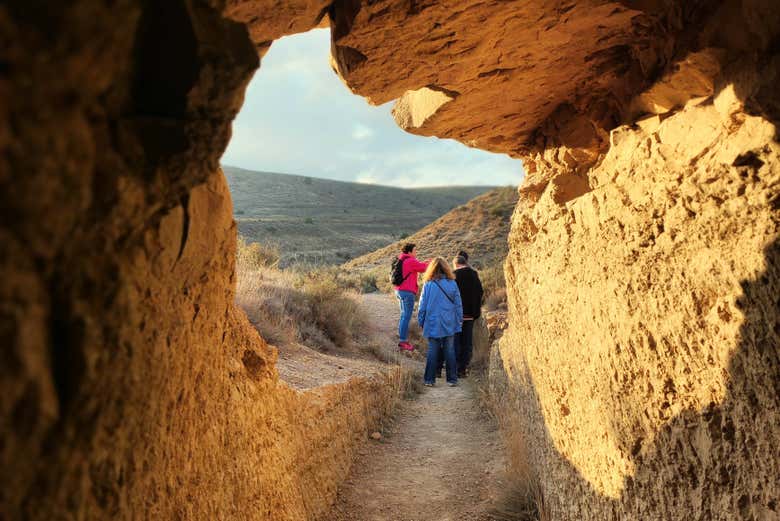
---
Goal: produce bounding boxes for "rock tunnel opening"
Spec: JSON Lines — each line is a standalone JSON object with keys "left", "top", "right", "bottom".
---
{"left": 220, "top": 27, "right": 523, "bottom": 388}
{"left": 1, "top": 1, "right": 779, "bottom": 520}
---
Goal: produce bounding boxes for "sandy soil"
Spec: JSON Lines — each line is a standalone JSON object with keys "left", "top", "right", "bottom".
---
{"left": 323, "top": 293, "right": 509, "bottom": 521}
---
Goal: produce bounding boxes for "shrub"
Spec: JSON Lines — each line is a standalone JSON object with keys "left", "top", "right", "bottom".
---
{"left": 235, "top": 246, "right": 369, "bottom": 352}
{"left": 489, "top": 204, "right": 506, "bottom": 217}
{"left": 237, "top": 236, "right": 280, "bottom": 270}
{"left": 306, "top": 266, "right": 382, "bottom": 294}
{"left": 304, "top": 217, "right": 314, "bottom": 224}
{"left": 480, "top": 262, "right": 507, "bottom": 311}
{"left": 359, "top": 274, "right": 379, "bottom": 293}
{"left": 302, "top": 277, "right": 367, "bottom": 348}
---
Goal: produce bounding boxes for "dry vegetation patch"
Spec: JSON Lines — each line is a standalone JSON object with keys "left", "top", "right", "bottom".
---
{"left": 473, "top": 347, "right": 548, "bottom": 521}
{"left": 236, "top": 238, "right": 369, "bottom": 353}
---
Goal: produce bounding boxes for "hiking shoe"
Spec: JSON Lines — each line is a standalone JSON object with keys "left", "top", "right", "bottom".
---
{"left": 447, "top": 381, "right": 458, "bottom": 387}
{"left": 423, "top": 382, "right": 434, "bottom": 387}
{"left": 398, "top": 341, "right": 414, "bottom": 351}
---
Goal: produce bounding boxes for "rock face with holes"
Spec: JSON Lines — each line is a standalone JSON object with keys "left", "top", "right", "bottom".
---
{"left": 501, "top": 78, "right": 780, "bottom": 518}
{"left": 1, "top": 0, "right": 779, "bottom": 520}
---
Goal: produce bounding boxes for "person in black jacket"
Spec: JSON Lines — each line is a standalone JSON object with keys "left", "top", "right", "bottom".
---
{"left": 453, "top": 253, "right": 483, "bottom": 377}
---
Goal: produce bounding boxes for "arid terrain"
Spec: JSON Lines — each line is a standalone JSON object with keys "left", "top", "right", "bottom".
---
{"left": 225, "top": 166, "right": 497, "bottom": 266}
{"left": 346, "top": 186, "right": 516, "bottom": 271}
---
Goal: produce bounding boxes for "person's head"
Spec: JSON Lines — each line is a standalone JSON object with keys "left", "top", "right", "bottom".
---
{"left": 453, "top": 255, "right": 468, "bottom": 268}
{"left": 402, "top": 243, "right": 416, "bottom": 255}
{"left": 457, "top": 250, "right": 469, "bottom": 262}
{"left": 423, "top": 257, "right": 455, "bottom": 282}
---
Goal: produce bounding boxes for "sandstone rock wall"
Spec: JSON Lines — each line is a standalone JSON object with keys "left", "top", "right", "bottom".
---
{"left": 501, "top": 60, "right": 779, "bottom": 518}
{"left": 1, "top": 2, "right": 400, "bottom": 519}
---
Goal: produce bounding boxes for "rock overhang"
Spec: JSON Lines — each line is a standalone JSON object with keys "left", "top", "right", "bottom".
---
{"left": 225, "top": 1, "right": 773, "bottom": 166}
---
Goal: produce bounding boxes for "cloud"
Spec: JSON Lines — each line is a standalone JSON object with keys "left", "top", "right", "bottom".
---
{"left": 352, "top": 123, "right": 374, "bottom": 140}
{"left": 221, "top": 28, "right": 525, "bottom": 187}
{"left": 355, "top": 168, "right": 381, "bottom": 185}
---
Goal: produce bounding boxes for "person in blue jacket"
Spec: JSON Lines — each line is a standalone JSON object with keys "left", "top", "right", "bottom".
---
{"left": 417, "top": 257, "right": 463, "bottom": 386}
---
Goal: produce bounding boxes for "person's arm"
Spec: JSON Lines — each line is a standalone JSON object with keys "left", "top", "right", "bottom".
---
{"left": 417, "top": 283, "right": 428, "bottom": 328}
{"left": 475, "top": 273, "right": 484, "bottom": 305}
{"left": 454, "top": 282, "right": 463, "bottom": 325}
{"left": 408, "top": 257, "right": 429, "bottom": 273}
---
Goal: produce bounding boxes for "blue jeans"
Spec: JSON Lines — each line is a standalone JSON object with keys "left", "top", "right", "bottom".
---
{"left": 395, "top": 290, "right": 416, "bottom": 341}
{"left": 424, "top": 336, "right": 457, "bottom": 384}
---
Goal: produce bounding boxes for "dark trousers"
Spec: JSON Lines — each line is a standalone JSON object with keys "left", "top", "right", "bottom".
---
{"left": 455, "top": 319, "right": 475, "bottom": 370}
{"left": 437, "top": 320, "right": 475, "bottom": 374}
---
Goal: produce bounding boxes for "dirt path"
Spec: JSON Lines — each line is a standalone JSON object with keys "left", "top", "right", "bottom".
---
{"left": 323, "top": 293, "right": 509, "bottom": 521}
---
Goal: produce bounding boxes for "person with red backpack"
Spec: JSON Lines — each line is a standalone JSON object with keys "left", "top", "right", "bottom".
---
{"left": 391, "top": 243, "right": 429, "bottom": 351}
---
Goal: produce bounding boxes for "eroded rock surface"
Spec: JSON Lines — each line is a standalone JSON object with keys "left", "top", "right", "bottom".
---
{"left": 331, "top": 1, "right": 726, "bottom": 159}
{"left": 2, "top": 0, "right": 779, "bottom": 520}
{"left": 223, "top": 0, "right": 330, "bottom": 55}
{"left": 1, "top": 2, "right": 398, "bottom": 519}
{"left": 501, "top": 58, "right": 780, "bottom": 518}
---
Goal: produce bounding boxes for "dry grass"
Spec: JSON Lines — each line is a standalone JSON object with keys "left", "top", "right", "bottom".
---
{"left": 299, "top": 264, "right": 382, "bottom": 294}
{"left": 236, "top": 238, "right": 369, "bottom": 352}
{"left": 345, "top": 186, "right": 518, "bottom": 275}
{"left": 471, "top": 339, "right": 548, "bottom": 521}
{"left": 237, "top": 236, "right": 281, "bottom": 270}
{"left": 480, "top": 262, "right": 508, "bottom": 311}
{"left": 487, "top": 425, "right": 549, "bottom": 521}
{"left": 362, "top": 339, "right": 425, "bottom": 399}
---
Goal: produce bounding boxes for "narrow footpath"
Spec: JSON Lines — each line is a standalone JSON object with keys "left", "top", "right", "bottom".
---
{"left": 323, "top": 293, "right": 510, "bottom": 521}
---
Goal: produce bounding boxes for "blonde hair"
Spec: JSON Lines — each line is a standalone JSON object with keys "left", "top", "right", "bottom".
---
{"left": 423, "top": 257, "right": 455, "bottom": 282}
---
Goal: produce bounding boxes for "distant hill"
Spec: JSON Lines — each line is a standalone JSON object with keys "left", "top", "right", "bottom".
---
{"left": 223, "top": 166, "right": 496, "bottom": 266}
{"left": 344, "top": 186, "right": 518, "bottom": 274}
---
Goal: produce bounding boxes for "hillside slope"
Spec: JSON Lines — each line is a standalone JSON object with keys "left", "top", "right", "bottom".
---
{"left": 224, "top": 166, "right": 496, "bottom": 266}
{"left": 344, "top": 186, "right": 517, "bottom": 273}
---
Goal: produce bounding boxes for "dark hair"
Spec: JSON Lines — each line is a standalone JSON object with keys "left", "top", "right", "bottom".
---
{"left": 454, "top": 255, "right": 468, "bottom": 266}
{"left": 457, "top": 250, "right": 469, "bottom": 261}
{"left": 402, "top": 243, "right": 416, "bottom": 254}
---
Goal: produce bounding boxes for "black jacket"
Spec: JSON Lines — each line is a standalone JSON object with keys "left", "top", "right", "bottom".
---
{"left": 455, "top": 266, "right": 484, "bottom": 319}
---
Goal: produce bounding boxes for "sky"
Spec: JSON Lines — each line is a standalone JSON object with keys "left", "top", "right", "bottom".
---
{"left": 221, "top": 29, "right": 524, "bottom": 188}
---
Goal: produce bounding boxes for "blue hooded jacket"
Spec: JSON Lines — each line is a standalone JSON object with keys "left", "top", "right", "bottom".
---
{"left": 417, "top": 277, "right": 463, "bottom": 338}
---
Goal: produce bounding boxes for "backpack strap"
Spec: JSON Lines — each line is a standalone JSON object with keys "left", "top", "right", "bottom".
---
{"left": 433, "top": 279, "right": 456, "bottom": 305}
